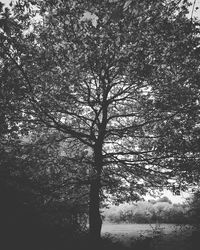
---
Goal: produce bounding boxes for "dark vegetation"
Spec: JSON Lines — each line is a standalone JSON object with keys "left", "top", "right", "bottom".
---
{"left": 1, "top": 0, "right": 200, "bottom": 249}
{"left": 0, "top": 143, "right": 88, "bottom": 250}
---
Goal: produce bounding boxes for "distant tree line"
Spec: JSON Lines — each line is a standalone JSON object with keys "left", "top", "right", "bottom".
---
{"left": 103, "top": 197, "right": 195, "bottom": 224}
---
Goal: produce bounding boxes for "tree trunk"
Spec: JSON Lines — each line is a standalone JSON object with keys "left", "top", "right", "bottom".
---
{"left": 89, "top": 144, "right": 103, "bottom": 241}
{"left": 89, "top": 178, "right": 102, "bottom": 242}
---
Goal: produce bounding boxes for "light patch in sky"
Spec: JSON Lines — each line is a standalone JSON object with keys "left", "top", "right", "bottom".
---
{"left": 144, "top": 189, "right": 191, "bottom": 204}
{"left": 190, "top": 0, "right": 200, "bottom": 19}
{"left": 0, "top": 0, "right": 13, "bottom": 7}
{"left": 80, "top": 11, "right": 98, "bottom": 27}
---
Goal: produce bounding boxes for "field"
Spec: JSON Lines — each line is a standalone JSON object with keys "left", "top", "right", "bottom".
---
{"left": 101, "top": 223, "right": 195, "bottom": 250}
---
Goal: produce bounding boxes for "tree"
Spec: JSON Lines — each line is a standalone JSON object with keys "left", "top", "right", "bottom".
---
{"left": 1, "top": 0, "right": 200, "bottom": 240}
{"left": 154, "top": 10, "right": 200, "bottom": 188}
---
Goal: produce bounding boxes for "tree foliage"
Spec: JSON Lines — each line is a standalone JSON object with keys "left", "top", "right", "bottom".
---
{"left": 0, "top": 129, "right": 89, "bottom": 249}
{"left": 1, "top": 0, "right": 200, "bottom": 239}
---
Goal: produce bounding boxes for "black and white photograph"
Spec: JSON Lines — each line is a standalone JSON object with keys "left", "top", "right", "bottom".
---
{"left": 0, "top": 0, "right": 200, "bottom": 249}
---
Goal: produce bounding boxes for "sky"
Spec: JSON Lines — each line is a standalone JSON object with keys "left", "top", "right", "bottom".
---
{"left": 1, "top": 0, "right": 11, "bottom": 7}
{"left": 144, "top": 189, "right": 191, "bottom": 204}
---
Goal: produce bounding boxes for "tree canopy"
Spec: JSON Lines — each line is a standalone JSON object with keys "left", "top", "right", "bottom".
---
{"left": 1, "top": 0, "right": 200, "bottom": 240}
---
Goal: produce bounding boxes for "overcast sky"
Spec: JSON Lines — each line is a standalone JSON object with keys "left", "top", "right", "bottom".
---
{"left": 1, "top": 0, "right": 11, "bottom": 7}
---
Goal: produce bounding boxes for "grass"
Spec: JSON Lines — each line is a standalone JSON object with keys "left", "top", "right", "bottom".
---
{"left": 101, "top": 223, "right": 195, "bottom": 250}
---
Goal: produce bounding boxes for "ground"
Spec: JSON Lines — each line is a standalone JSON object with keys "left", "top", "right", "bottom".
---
{"left": 101, "top": 223, "right": 195, "bottom": 250}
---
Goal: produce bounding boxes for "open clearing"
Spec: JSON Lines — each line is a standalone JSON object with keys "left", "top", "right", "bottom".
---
{"left": 101, "top": 223, "right": 195, "bottom": 249}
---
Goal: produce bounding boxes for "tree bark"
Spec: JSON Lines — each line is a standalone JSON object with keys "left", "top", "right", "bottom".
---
{"left": 89, "top": 145, "right": 103, "bottom": 241}
{"left": 89, "top": 178, "right": 102, "bottom": 241}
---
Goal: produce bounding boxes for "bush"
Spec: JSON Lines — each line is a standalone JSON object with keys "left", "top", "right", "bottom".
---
{"left": 187, "top": 190, "right": 200, "bottom": 226}
{"left": 0, "top": 179, "right": 88, "bottom": 250}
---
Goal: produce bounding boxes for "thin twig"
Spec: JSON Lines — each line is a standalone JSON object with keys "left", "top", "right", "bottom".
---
{"left": 191, "top": 0, "right": 197, "bottom": 20}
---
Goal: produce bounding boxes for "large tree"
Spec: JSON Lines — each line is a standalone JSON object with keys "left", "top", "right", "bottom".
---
{"left": 1, "top": 0, "right": 200, "bottom": 240}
